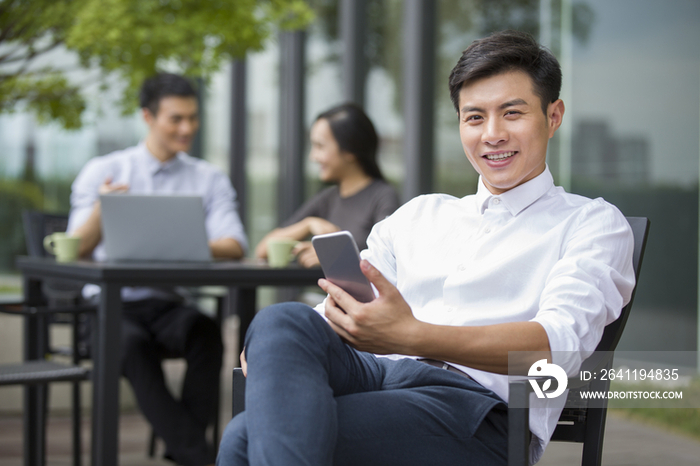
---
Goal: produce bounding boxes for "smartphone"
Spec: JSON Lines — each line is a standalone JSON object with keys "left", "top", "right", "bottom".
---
{"left": 311, "top": 231, "right": 375, "bottom": 303}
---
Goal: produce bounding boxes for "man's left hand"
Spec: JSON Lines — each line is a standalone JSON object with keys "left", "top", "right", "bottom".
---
{"left": 319, "top": 260, "right": 421, "bottom": 355}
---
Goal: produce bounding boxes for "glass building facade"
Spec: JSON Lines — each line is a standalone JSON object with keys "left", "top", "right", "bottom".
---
{"left": 0, "top": 0, "right": 698, "bottom": 364}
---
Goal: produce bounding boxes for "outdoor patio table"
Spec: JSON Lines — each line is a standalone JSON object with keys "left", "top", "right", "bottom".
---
{"left": 16, "top": 256, "right": 324, "bottom": 466}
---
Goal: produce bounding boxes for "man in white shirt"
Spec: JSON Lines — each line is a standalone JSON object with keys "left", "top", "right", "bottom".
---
{"left": 217, "top": 31, "right": 634, "bottom": 466}
{"left": 68, "top": 73, "right": 247, "bottom": 466}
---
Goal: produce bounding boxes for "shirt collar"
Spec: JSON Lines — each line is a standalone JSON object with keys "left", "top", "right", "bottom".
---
{"left": 136, "top": 142, "right": 183, "bottom": 176}
{"left": 474, "top": 166, "right": 554, "bottom": 216}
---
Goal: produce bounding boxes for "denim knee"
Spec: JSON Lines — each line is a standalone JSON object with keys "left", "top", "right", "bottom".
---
{"left": 244, "top": 302, "right": 326, "bottom": 348}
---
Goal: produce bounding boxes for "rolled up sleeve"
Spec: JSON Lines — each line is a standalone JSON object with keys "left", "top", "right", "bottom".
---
{"left": 67, "top": 158, "right": 109, "bottom": 234}
{"left": 532, "top": 201, "right": 636, "bottom": 376}
{"left": 204, "top": 171, "right": 248, "bottom": 253}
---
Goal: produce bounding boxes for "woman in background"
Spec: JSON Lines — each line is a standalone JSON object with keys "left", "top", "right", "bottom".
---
{"left": 256, "top": 103, "right": 399, "bottom": 267}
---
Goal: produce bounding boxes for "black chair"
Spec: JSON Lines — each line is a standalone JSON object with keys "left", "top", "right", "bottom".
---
{"left": 508, "top": 216, "right": 650, "bottom": 466}
{"left": 22, "top": 211, "right": 93, "bottom": 363}
{"left": 0, "top": 211, "right": 96, "bottom": 466}
{"left": 231, "top": 218, "right": 650, "bottom": 466}
{"left": 233, "top": 363, "right": 246, "bottom": 418}
{"left": 0, "top": 297, "right": 93, "bottom": 466}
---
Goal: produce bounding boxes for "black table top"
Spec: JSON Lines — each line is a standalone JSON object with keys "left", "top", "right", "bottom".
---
{"left": 16, "top": 256, "right": 325, "bottom": 288}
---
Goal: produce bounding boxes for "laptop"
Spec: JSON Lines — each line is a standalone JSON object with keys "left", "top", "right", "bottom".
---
{"left": 99, "top": 194, "right": 212, "bottom": 262}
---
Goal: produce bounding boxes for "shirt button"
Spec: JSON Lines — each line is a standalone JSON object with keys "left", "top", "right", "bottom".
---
{"left": 457, "top": 264, "right": 466, "bottom": 272}
{"left": 485, "top": 228, "right": 491, "bottom": 234}
{"left": 493, "top": 198, "right": 501, "bottom": 205}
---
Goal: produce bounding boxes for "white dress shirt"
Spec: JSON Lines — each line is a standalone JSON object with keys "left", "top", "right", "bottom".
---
{"left": 67, "top": 142, "right": 248, "bottom": 301}
{"left": 316, "top": 167, "right": 635, "bottom": 464}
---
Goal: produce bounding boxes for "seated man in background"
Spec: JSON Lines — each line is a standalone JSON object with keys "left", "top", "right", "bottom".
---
{"left": 68, "top": 73, "right": 247, "bottom": 466}
{"left": 217, "top": 30, "right": 635, "bottom": 466}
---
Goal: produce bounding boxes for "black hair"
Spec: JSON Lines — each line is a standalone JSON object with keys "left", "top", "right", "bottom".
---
{"left": 315, "top": 103, "right": 384, "bottom": 180}
{"left": 448, "top": 30, "right": 562, "bottom": 115}
{"left": 139, "top": 73, "right": 197, "bottom": 115}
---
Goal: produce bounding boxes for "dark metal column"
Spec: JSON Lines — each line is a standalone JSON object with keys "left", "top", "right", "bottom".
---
{"left": 229, "top": 60, "right": 248, "bottom": 227}
{"left": 278, "top": 30, "right": 306, "bottom": 224}
{"left": 340, "top": 0, "right": 367, "bottom": 105}
{"left": 402, "top": 0, "right": 437, "bottom": 201}
{"left": 228, "top": 60, "right": 248, "bottom": 326}
{"left": 190, "top": 78, "right": 206, "bottom": 159}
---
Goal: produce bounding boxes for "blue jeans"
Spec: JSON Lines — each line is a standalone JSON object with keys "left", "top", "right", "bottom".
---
{"left": 217, "top": 303, "right": 507, "bottom": 466}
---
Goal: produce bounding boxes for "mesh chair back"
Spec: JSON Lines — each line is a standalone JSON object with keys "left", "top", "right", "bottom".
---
{"left": 22, "top": 211, "right": 70, "bottom": 258}
{"left": 595, "top": 217, "right": 650, "bottom": 353}
{"left": 21, "top": 211, "right": 84, "bottom": 302}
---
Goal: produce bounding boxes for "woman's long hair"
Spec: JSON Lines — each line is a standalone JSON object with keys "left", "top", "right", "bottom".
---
{"left": 315, "top": 103, "right": 384, "bottom": 180}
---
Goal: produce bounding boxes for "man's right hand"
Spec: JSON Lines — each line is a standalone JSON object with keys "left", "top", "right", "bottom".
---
{"left": 74, "top": 177, "right": 130, "bottom": 257}
{"left": 98, "top": 177, "right": 130, "bottom": 195}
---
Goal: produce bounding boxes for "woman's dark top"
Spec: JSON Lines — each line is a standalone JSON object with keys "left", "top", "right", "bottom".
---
{"left": 283, "top": 179, "right": 400, "bottom": 251}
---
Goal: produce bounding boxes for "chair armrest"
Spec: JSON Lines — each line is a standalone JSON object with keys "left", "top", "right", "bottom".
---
{"left": 232, "top": 367, "right": 246, "bottom": 417}
{"left": 188, "top": 287, "right": 227, "bottom": 300}
{"left": 0, "top": 301, "right": 26, "bottom": 315}
{"left": 0, "top": 303, "right": 96, "bottom": 316}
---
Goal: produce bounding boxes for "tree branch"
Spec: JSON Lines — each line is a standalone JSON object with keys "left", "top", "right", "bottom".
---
{"left": 0, "top": 38, "right": 62, "bottom": 76}
{"left": 0, "top": 45, "right": 26, "bottom": 64}
{"left": 0, "top": 0, "right": 62, "bottom": 44}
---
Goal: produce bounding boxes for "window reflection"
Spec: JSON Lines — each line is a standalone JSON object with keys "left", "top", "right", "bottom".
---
{"left": 567, "top": 0, "right": 700, "bottom": 356}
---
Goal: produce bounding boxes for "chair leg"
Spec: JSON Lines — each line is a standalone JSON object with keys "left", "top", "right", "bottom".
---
{"left": 72, "top": 381, "right": 82, "bottom": 466}
{"left": 212, "top": 294, "right": 225, "bottom": 452}
{"left": 71, "top": 314, "right": 83, "bottom": 466}
{"left": 213, "top": 415, "right": 220, "bottom": 452}
{"left": 507, "top": 380, "right": 530, "bottom": 466}
{"left": 212, "top": 373, "right": 221, "bottom": 452}
{"left": 39, "top": 383, "right": 48, "bottom": 466}
{"left": 580, "top": 363, "right": 612, "bottom": 466}
{"left": 148, "top": 429, "right": 158, "bottom": 457}
{"left": 232, "top": 368, "right": 246, "bottom": 417}
{"left": 580, "top": 406, "right": 609, "bottom": 466}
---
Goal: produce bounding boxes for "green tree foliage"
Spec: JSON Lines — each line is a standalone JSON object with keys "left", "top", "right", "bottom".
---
{"left": 0, "top": 0, "right": 87, "bottom": 128}
{"left": 0, "top": 0, "right": 314, "bottom": 129}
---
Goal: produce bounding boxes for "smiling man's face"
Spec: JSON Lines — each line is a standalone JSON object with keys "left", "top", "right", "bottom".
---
{"left": 458, "top": 70, "right": 564, "bottom": 194}
{"left": 144, "top": 96, "right": 199, "bottom": 161}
